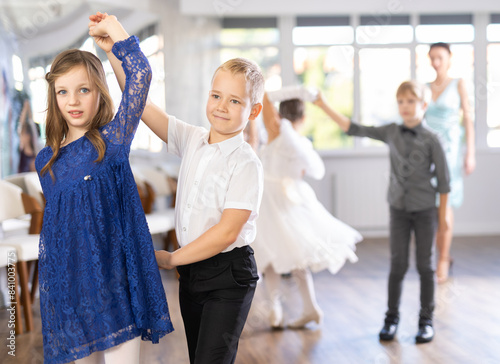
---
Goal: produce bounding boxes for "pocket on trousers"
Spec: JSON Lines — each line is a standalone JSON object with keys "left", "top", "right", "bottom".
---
{"left": 229, "top": 256, "right": 259, "bottom": 288}
{"left": 190, "top": 263, "right": 242, "bottom": 292}
{"left": 190, "top": 258, "right": 258, "bottom": 292}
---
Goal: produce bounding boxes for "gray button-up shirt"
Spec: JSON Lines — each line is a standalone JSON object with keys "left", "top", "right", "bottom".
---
{"left": 347, "top": 121, "right": 450, "bottom": 212}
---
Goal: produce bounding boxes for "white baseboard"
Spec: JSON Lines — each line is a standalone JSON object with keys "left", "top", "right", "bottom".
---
{"left": 356, "top": 224, "right": 500, "bottom": 239}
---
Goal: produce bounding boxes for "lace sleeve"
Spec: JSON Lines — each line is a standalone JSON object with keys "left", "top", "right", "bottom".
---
{"left": 102, "top": 35, "right": 152, "bottom": 146}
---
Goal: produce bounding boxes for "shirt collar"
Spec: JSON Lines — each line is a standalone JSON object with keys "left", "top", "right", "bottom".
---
{"left": 400, "top": 122, "right": 424, "bottom": 136}
{"left": 202, "top": 131, "right": 245, "bottom": 157}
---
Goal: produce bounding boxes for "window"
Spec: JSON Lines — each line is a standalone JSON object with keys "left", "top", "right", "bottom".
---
{"left": 294, "top": 13, "right": 493, "bottom": 150}
{"left": 28, "top": 66, "right": 49, "bottom": 138}
{"left": 487, "top": 14, "right": 500, "bottom": 147}
{"left": 12, "top": 55, "right": 24, "bottom": 91}
{"left": 292, "top": 16, "right": 354, "bottom": 149}
{"left": 486, "top": 24, "right": 500, "bottom": 42}
{"left": 220, "top": 18, "right": 281, "bottom": 90}
{"left": 359, "top": 48, "right": 411, "bottom": 131}
{"left": 356, "top": 15, "right": 413, "bottom": 44}
{"left": 487, "top": 44, "right": 500, "bottom": 147}
{"left": 129, "top": 34, "right": 164, "bottom": 153}
{"left": 295, "top": 46, "right": 354, "bottom": 149}
{"left": 293, "top": 26, "right": 353, "bottom": 45}
{"left": 416, "top": 15, "right": 475, "bottom": 43}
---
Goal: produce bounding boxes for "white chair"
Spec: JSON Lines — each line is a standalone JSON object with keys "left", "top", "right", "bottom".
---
{"left": 0, "top": 174, "right": 30, "bottom": 238}
{"left": 131, "top": 166, "right": 177, "bottom": 253}
{"left": 24, "top": 172, "right": 44, "bottom": 208}
{"left": 3, "top": 172, "right": 28, "bottom": 193}
{"left": 0, "top": 180, "right": 40, "bottom": 333}
{"left": 136, "top": 166, "right": 174, "bottom": 211}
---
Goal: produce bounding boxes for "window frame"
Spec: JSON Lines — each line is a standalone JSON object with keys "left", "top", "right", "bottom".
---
{"left": 485, "top": 14, "right": 500, "bottom": 148}
{"left": 274, "top": 13, "right": 495, "bottom": 152}
{"left": 288, "top": 15, "right": 418, "bottom": 150}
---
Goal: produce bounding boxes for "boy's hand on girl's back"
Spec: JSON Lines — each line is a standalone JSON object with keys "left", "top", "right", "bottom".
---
{"left": 88, "top": 12, "right": 114, "bottom": 53}
{"left": 155, "top": 250, "right": 175, "bottom": 270}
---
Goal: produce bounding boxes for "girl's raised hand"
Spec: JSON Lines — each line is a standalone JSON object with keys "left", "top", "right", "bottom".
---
{"left": 88, "top": 12, "right": 114, "bottom": 53}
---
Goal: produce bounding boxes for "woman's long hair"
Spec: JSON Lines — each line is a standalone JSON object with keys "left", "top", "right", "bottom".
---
{"left": 41, "top": 49, "right": 114, "bottom": 179}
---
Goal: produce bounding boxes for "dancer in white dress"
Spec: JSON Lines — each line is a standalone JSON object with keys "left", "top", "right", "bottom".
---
{"left": 253, "top": 86, "right": 362, "bottom": 329}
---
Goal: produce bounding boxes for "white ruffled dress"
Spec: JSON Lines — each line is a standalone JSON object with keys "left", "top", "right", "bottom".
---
{"left": 253, "top": 120, "right": 362, "bottom": 274}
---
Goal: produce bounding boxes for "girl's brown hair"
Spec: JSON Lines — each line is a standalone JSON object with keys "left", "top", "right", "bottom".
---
{"left": 41, "top": 49, "right": 114, "bottom": 179}
{"left": 279, "top": 98, "right": 305, "bottom": 123}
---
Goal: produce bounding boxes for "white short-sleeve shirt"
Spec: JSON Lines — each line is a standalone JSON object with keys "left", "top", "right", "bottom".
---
{"left": 167, "top": 116, "right": 263, "bottom": 252}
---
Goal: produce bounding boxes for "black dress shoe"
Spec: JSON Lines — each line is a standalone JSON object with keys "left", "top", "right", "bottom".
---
{"left": 379, "top": 322, "right": 398, "bottom": 341}
{"left": 415, "top": 324, "right": 434, "bottom": 343}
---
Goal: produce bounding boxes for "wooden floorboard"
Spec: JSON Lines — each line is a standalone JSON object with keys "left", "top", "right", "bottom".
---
{"left": 1, "top": 235, "right": 499, "bottom": 363}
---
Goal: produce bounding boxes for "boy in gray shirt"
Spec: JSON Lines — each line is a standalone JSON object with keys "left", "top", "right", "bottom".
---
{"left": 314, "top": 81, "right": 450, "bottom": 343}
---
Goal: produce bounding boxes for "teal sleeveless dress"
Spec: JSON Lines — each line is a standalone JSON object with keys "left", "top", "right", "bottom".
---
{"left": 425, "top": 78, "right": 464, "bottom": 208}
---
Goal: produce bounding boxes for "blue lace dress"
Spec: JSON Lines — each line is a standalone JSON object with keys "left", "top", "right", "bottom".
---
{"left": 35, "top": 36, "right": 174, "bottom": 364}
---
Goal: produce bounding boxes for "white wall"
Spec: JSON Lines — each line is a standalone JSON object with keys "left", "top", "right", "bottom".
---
{"left": 306, "top": 148, "right": 500, "bottom": 237}
{"left": 147, "top": 0, "right": 221, "bottom": 126}
{"left": 180, "top": 0, "right": 500, "bottom": 16}
{"left": 149, "top": 1, "right": 500, "bottom": 238}
{"left": 3, "top": 0, "right": 499, "bottom": 237}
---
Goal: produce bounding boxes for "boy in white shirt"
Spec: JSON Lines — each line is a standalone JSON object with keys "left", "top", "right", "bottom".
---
{"left": 99, "top": 25, "right": 264, "bottom": 362}
{"left": 154, "top": 58, "right": 264, "bottom": 364}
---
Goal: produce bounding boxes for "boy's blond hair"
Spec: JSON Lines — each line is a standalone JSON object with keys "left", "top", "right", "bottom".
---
{"left": 396, "top": 80, "right": 430, "bottom": 104}
{"left": 213, "top": 58, "right": 265, "bottom": 105}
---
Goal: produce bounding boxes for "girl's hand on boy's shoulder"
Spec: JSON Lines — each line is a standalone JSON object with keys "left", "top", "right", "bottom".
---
{"left": 155, "top": 250, "right": 175, "bottom": 270}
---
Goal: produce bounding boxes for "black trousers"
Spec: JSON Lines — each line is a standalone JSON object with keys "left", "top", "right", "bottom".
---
{"left": 177, "top": 246, "right": 259, "bottom": 364}
{"left": 386, "top": 206, "right": 437, "bottom": 325}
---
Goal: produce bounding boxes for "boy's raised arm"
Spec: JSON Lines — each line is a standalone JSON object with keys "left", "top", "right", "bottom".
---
{"left": 89, "top": 12, "right": 169, "bottom": 144}
{"left": 313, "top": 92, "right": 351, "bottom": 132}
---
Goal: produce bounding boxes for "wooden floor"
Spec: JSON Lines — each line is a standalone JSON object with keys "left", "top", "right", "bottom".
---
{"left": 2, "top": 236, "right": 499, "bottom": 364}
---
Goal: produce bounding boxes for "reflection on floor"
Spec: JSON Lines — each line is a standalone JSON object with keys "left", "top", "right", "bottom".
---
{"left": 1, "top": 236, "right": 499, "bottom": 364}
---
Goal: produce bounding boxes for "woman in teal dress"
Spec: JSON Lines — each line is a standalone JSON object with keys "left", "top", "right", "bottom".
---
{"left": 426, "top": 42, "right": 476, "bottom": 283}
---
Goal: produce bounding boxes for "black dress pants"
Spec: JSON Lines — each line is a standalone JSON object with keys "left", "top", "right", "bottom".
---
{"left": 386, "top": 206, "right": 437, "bottom": 325}
{"left": 177, "top": 246, "right": 259, "bottom": 364}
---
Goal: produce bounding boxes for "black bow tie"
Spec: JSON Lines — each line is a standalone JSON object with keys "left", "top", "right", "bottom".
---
{"left": 400, "top": 125, "right": 417, "bottom": 136}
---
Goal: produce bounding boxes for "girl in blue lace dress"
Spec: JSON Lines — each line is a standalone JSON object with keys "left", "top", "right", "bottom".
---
{"left": 35, "top": 15, "right": 173, "bottom": 364}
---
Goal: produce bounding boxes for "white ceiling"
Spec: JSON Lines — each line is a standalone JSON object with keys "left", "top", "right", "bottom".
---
{"left": 0, "top": 0, "right": 152, "bottom": 39}
{"left": 1, "top": 0, "right": 88, "bottom": 38}
{"left": 181, "top": 0, "right": 500, "bottom": 16}
{"left": 0, "top": 0, "right": 156, "bottom": 58}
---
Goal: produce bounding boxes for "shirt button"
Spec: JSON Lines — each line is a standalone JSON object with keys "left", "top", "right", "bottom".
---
{"left": 194, "top": 181, "right": 198, "bottom": 185}
{"left": 182, "top": 227, "right": 186, "bottom": 231}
